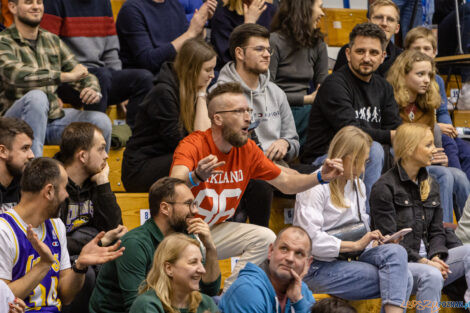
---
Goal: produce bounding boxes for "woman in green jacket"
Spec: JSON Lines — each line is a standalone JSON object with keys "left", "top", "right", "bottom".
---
{"left": 130, "top": 234, "right": 219, "bottom": 313}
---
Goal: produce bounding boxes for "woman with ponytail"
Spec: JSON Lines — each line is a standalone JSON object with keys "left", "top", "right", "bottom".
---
{"left": 129, "top": 234, "right": 219, "bottom": 313}
{"left": 370, "top": 123, "right": 470, "bottom": 313}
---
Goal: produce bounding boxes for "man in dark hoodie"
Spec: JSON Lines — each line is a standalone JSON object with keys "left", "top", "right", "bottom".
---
{"left": 55, "top": 122, "right": 125, "bottom": 313}
{"left": 211, "top": 23, "right": 299, "bottom": 227}
{"left": 0, "top": 117, "right": 34, "bottom": 213}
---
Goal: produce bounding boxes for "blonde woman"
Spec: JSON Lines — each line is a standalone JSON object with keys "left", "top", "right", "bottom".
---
{"left": 129, "top": 234, "right": 219, "bottom": 313}
{"left": 122, "top": 38, "right": 216, "bottom": 192}
{"left": 370, "top": 123, "right": 470, "bottom": 313}
{"left": 293, "top": 126, "right": 412, "bottom": 313}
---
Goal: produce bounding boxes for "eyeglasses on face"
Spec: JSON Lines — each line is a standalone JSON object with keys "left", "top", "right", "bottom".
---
{"left": 242, "top": 46, "right": 274, "bottom": 55}
{"left": 166, "top": 200, "right": 199, "bottom": 209}
{"left": 215, "top": 108, "right": 254, "bottom": 115}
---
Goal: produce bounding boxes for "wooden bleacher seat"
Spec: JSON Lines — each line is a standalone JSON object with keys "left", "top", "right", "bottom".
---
{"left": 43, "top": 145, "right": 125, "bottom": 192}
{"left": 318, "top": 8, "right": 367, "bottom": 47}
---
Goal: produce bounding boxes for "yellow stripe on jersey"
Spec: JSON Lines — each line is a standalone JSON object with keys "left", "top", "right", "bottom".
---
{"left": 5, "top": 212, "right": 46, "bottom": 241}
{"left": 0, "top": 217, "right": 19, "bottom": 265}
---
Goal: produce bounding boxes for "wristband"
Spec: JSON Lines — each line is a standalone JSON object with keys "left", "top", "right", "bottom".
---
{"left": 317, "top": 171, "right": 328, "bottom": 185}
{"left": 197, "top": 92, "right": 207, "bottom": 98}
{"left": 72, "top": 259, "right": 88, "bottom": 274}
{"left": 188, "top": 171, "right": 199, "bottom": 187}
{"left": 194, "top": 169, "right": 204, "bottom": 182}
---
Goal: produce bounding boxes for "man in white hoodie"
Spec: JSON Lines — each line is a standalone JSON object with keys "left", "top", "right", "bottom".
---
{"left": 211, "top": 23, "right": 299, "bottom": 227}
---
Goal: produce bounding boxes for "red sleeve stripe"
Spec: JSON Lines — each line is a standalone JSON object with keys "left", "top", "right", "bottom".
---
{"left": 60, "top": 16, "right": 117, "bottom": 37}
{"left": 41, "top": 13, "right": 63, "bottom": 35}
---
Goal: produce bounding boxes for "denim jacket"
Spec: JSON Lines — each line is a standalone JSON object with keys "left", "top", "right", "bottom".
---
{"left": 370, "top": 161, "right": 448, "bottom": 262}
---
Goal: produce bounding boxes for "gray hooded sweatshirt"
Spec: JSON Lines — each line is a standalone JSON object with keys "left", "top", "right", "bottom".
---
{"left": 213, "top": 61, "right": 300, "bottom": 162}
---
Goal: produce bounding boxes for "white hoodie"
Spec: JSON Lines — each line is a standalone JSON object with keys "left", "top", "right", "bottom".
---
{"left": 213, "top": 61, "right": 300, "bottom": 161}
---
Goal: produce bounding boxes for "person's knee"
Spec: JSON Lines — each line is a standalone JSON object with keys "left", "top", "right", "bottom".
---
{"left": 251, "top": 226, "right": 276, "bottom": 247}
{"left": 23, "top": 90, "right": 49, "bottom": 114}
{"left": 88, "top": 112, "right": 112, "bottom": 138}
{"left": 382, "top": 243, "right": 408, "bottom": 262}
{"left": 418, "top": 267, "right": 444, "bottom": 291}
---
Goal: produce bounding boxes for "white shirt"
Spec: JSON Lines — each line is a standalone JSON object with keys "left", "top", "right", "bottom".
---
{"left": 0, "top": 280, "right": 14, "bottom": 313}
{"left": 0, "top": 209, "right": 71, "bottom": 281}
{"left": 293, "top": 179, "right": 370, "bottom": 262}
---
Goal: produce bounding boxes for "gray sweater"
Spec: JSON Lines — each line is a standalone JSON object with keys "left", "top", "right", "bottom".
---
{"left": 269, "top": 32, "right": 329, "bottom": 107}
{"left": 213, "top": 61, "right": 300, "bottom": 161}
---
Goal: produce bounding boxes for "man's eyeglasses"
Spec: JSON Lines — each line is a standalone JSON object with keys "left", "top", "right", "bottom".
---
{"left": 215, "top": 108, "right": 254, "bottom": 115}
{"left": 371, "top": 14, "right": 398, "bottom": 24}
{"left": 242, "top": 46, "right": 273, "bottom": 55}
{"left": 166, "top": 200, "right": 199, "bottom": 209}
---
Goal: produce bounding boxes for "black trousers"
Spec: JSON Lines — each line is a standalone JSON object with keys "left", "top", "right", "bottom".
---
{"left": 121, "top": 153, "right": 173, "bottom": 192}
{"left": 231, "top": 179, "right": 273, "bottom": 227}
{"left": 58, "top": 67, "right": 154, "bottom": 128}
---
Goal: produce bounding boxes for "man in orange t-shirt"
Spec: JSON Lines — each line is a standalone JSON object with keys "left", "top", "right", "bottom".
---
{"left": 171, "top": 82, "right": 343, "bottom": 290}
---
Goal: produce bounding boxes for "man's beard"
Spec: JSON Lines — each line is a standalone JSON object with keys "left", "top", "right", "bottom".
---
{"left": 6, "top": 159, "right": 25, "bottom": 178}
{"left": 18, "top": 13, "right": 42, "bottom": 27}
{"left": 169, "top": 215, "right": 189, "bottom": 234}
{"left": 222, "top": 125, "right": 247, "bottom": 148}
{"left": 244, "top": 61, "right": 267, "bottom": 76}
{"left": 350, "top": 62, "right": 375, "bottom": 77}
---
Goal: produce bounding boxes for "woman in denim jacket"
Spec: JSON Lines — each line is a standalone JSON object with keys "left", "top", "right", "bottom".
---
{"left": 294, "top": 126, "right": 412, "bottom": 313}
{"left": 370, "top": 123, "right": 470, "bottom": 313}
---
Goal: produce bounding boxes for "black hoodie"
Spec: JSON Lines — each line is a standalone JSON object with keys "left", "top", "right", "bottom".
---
{"left": 0, "top": 175, "right": 21, "bottom": 213}
{"left": 59, "top": 178, "right": 122, "bottom": 255}
{"left": 124, "top": 62, "right": 187, "bottom": 162}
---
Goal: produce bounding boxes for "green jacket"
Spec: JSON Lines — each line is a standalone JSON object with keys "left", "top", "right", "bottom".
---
{"left": 129, "top": 290, "right": 219, "bottom": 313}
{"left": 89, "top": 219, "right": 221, "bottom": 313}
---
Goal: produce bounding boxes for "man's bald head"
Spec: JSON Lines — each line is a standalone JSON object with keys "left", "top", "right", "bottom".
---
{"left": 274, "top": 226, "right": 312, "bottom": 256}
{"left": 207, "top": 82, "right": 244, "bottom": 120}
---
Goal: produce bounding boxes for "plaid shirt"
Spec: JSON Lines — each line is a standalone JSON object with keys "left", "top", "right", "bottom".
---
{"left": 0, "top": 24, "right": 100, "bottom": 120}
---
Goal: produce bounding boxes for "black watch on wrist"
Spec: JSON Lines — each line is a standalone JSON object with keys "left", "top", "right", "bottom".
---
{"left": 72, "top": 259, "right": 88, "bottom": 274}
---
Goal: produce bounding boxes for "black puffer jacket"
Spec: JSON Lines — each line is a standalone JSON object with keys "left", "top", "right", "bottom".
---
{"left": 370, "top": 161, "right": 448, "bottom": 262}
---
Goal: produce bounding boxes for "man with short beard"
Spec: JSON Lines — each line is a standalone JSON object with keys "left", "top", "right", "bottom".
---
{"left": 0, "top": 0, "right": 112, "bottom": 157}
{"left": 0, "top": 117, "right": 34, "bottom": 213}
{"left": 211, "top": 23, "right": 299, "bottom": 228}
{"left": 89, "top": 176, "right": 220, "bottom": 313}
{"left": 170, "top": 82, "right": 344, "bottom": 291}
{"left": 302, "top": 22, "right": 402, "bottom": 212}
{"left": 0, "top": 157, "right": 124, "bottom": 312}
{"left": 55, "top": 122, "right": 125, "bottom": 313}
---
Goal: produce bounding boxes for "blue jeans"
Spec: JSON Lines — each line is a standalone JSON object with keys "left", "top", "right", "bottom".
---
{"left": 304, "top": 244, "right": 413, "bottom": 312}
{"left": 313, "top": 141, "right": 384, "bottom": 214}
{"left": 442, "top": 134, "right": 470, "bottom": 181}
{"left": 408, "top": 245, "right": 470, "bottom": 313}
{"left": 5, "top": 90, "right": 112, "bottom": 157}
{"left": 393, "top": 0, "right": 423, "bottom": 38}
{"left": 427, "top": 166, "right": 470, "bottom": 222}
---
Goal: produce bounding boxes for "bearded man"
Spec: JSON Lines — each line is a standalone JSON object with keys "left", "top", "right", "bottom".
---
{"left": 170, "top": 82, "right": 344, "bottom": 291}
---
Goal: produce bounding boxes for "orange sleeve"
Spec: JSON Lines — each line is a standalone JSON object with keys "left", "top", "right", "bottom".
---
{"left": 248, "top": 141, "right": 282, "bottom": 181}
{"left": 170, "top": 133, "right": 203, "bottom": 172}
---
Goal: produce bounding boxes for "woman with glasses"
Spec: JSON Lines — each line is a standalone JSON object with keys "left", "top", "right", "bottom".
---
{"left": 129, "top": 233, "right": 220, "bottom": 313}
{"left": 122, "top": 38, "right": 216, "bottom": 192}
{"left": 293, "top": 126, "right": 412, "bottom": 313}
{"left": 269, "top": 0, "right": 329, "bottom": 147}
{"left": 210, "top": 0, "right": 277, "bottom": 71}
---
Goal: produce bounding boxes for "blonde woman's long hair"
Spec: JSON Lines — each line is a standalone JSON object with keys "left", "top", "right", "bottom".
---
{"left": 223, "top": 0, "right": 244, "bottom": 15}
{"left": 387, "top": 49, "right": 440, "bottom": 112}
{"left": 138, "top": 234, "right": 202, "bottom": 313}
{"left": 327, "top": 126, "right": 372, "bottom": 208}
{"left": 174, "top": 38, "right": 216, "bottom": 134}
{"left": 393, "top": 123, "right": 432, "bottom": 201}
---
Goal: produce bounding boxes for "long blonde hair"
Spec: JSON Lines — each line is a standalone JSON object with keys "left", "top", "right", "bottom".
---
{"left": 393, "top": 123, "right": 432, "bottom": 201}
{"left": 327, "top": 126, "right": 372, "bottom": 208}
{"left": 174, "top": 39, "right": 216, "bottom": 133}
{"left": 223, "top": 0, "right": 244, "bottom": 15}
{"left": 139, "top": 234, "right": 202, "bottom": 313}
{"left": 387, "top": 50, "right": 440, "bottom": 112}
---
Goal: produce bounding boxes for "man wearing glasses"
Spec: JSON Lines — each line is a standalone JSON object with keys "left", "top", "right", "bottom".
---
{"left": 89, "top": 177, "right": 220, "bottom": 313}
{"left": 211, "top": 23, "right": 299, "bottom": 229}
{"left": 170, "top": 82, "right": 343, "bottom": 291}
{"left": 333, "top": 0, "right": 402, "bottom": 77}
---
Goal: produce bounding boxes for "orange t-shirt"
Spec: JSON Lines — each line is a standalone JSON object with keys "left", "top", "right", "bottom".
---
{"left": 172, "top": 129, "right": 282, "bottom": 226}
